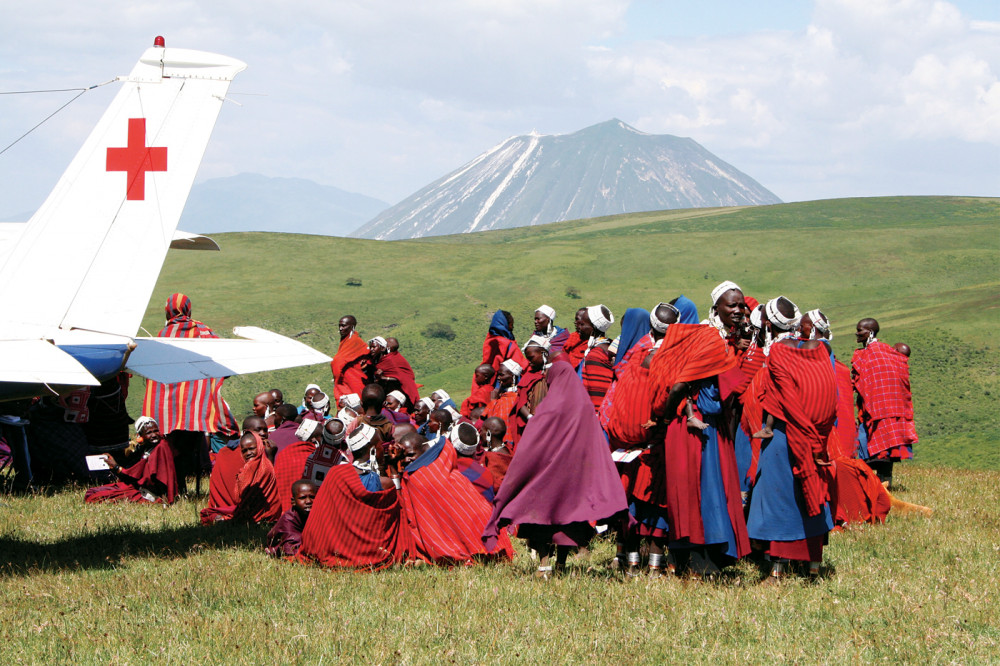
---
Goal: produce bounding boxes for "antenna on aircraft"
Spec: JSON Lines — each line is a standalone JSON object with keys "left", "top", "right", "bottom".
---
{"left": 154, "top": 36, "right": 165, "bottom": 48}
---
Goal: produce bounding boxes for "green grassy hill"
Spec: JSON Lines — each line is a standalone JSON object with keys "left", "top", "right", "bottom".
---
{"left": 140, "top": 195, "right": 1000, "bottom": 469}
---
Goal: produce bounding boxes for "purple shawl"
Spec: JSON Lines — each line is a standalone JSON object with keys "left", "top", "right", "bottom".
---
{"left": 482, "top": 359, "right": 627, "bottom": 549}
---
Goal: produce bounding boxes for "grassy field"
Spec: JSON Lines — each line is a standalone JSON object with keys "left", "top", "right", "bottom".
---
{"left": 0, "top": 465, "right": 997, "bottom": 662}
{"left": 135, "top": 195, "right": 999, "bottom": 469}
{"left": 1, "top": 195, "right": 997, "bottom": 662}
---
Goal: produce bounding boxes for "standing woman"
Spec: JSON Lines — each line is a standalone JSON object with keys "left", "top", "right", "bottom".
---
{"left": 483, "top": 359, "right": 627, "bottom": 579}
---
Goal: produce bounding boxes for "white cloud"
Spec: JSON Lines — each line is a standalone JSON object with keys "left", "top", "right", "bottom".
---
{"left": 0, "top": 0, "right": 996, "bottom": 217}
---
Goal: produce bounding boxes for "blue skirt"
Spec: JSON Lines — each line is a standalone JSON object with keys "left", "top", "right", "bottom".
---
{"left": 747, "top": 423, "right": 832, "bottom": 542}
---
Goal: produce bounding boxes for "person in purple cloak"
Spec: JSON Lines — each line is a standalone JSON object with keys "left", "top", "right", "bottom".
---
{"left": 482, "top": 357, "right": 628, "bottom": 579}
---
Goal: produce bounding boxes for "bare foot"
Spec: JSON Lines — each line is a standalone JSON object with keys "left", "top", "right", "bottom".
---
{"left": 687, "top": 416, "right": 709, "bottom": 431}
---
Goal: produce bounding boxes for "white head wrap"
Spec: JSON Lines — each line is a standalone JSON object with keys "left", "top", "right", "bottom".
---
{"left": 418, "top": 397, "right": 435, "bottom": 411}
{"left": 536, "top": 304, "right": 556, "bottom": 321}
{"left": 346, "top": 423, "right": 377, "bottom": 453}
{"left": 711, "top": 281, "right": 742, "bottom": 305}
{"left": 523, "top": 334, "right": 551, "bottom": 352}
{"left": 451, "top": 422, "right": 480, "bottom": 456}
{"left": 339, "top": 393, "right": 361, "bottom": 410}
{"left": 387, "top": 390, "right": 407, "bottom": 408}
{"left": 432, "top": 389, "right": 451, "bottom": 403}
{"left": 311, "top": 392, "right": 330, "bottom": 411}
{"left": 302, "top": 384, "right": 321, "bottom": 407}
{"left": 501, "top": 359, "right": 523, "bottom": 378}
{"left": 368, "top": 336, "right": 388, "bottom": 350}
{"left": 805, "top": 309, "right": 832, "bottom": 340}
{"left": 336, "top": 407, "right": 357, "bottom": 424}
{"left": 322, "top": 418, "right": 347, "bottom": 446}
{"left": 586, "top": 304, "right": 614, "bottom": 334}
{"left": 749, "top": 304, "right": 764, "bottom": 330}
{"left": 134, "top": 416, "right": 157, "bottom": 434}
{"left": 444, "top": 405, "right": 461, "bottom": 422}
{"left": 650, "top": 302, "right": 679, "bottom": 333}
{"left": 765, "top": 296, "right": 800, "bottom": 331}
{"left": 295, "top": 419, "right": 322, "bottom": 442}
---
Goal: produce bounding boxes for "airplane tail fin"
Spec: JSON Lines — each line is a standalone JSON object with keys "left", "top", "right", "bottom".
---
{"left": 0, "top": 40, "right": 245, "bottom": 340}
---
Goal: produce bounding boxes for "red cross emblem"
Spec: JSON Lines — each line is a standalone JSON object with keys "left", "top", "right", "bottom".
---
{"left": 105, "top": 118, "right": 167, "bottom": 201}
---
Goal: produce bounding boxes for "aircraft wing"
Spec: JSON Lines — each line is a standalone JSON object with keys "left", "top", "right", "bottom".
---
{"left": 0, "top": 340, "right": 101, "bottom": 386}
{"left": 126, "top": 327, "right": 332, "bottom": 384}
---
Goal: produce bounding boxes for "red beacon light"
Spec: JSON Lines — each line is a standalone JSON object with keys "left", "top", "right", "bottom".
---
{"left": 153, "top": 36, "right": 165, "bottom": 48}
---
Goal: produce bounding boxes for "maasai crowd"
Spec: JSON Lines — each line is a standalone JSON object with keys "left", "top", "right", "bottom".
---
{"left": 72, "top": 286, "right": 929, "bottom": 582}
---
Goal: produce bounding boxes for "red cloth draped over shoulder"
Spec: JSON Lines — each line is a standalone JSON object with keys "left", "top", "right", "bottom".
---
{"left": 376, "top": 351, "right": 421, "bottom": 406}
{"left": 852, "top": 342, "right": 913, "bottom": 421}
{"left": 482, "top": 335, "right": 527, "bottom": 374}
{"left": 400, "top": 444, "right": 514, "bottom": 563}
{"left": 648, "top": 324, "right": 737, "bottom": 416}
{"left": 205, "top": 445, "right": 243, "bottom": 509}
{"left": 331, "top": 331, "right": 370, "bottom": 400}
{"left": 461, "top": 381, "right": 494, "bottom": 418}
{"left": 606, "top": 359, "right": 654, "bottom": 447}
{"left": 273, "top": 441, "right": 316, "bottom": 514}
{"left": 852, "top": 341, "right": 916, "bottom": 456}
{"left": 84, "top": 439, "right": 178, "bottom": 504}
{"left": 559, "top": 332, "right": 587, "bottom": 369}
{"left": 759, "top": 342, "right": 837, "bottom": 517}
{"left": 200, "top": 434, "right": 281, "bottom": 524}
{"left": 296, "top": 464, "right": 413, "bottom": 569}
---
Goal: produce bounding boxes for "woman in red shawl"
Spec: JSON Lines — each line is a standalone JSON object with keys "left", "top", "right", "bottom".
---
{"left": 647, "top": 317, "right": 750, "bottom": 579}
{"left": 746, "top": 338, "right": 837, "bottom": 581}
{"left": 483, "top": 359, "right": 627, "bottom": 578}
{"left": 200, "top": 432, "right": 281, "bottom": 525}
{"left": 84, "top": 417, "right": 177, "bottom": 504}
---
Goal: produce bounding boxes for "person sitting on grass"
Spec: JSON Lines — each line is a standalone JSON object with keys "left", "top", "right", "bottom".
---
{"left": 396, "top": 432, "right": 514, "bottom": 564}
{"left": 451, "top": 422, "right": 495, "bottom": 503}
{"left": 266, "top": 479, "right": 317, "bottom": 557}
{"left": 200, "top": 432, "right": 281, "bottom": 525}
{"left": 268, "top": 404, "right": 302, "bottom": 454}
{"left": 84, "top": 416, "right": 177, "bottom": 505}
{"left": 426, "top": 408, "right": 453, "bottom": 445}
{"left": 461, "top": 364, "right": 496, "bottom": 418}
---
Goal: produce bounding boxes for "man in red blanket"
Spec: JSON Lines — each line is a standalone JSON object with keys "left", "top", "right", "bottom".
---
{"left": 852, "top": 318, "right": 917, "bottom": 488}
{"left": 397, "top": 432, "right": 514, "bottom": 564}
{"left": 557, "top": 307, "right": 589, "bottom": 369}
{"left": 331, "top": 315, "right": 369, "bottom": 401}
{"left": 200, "top": 432, "right": 281, "bottom": 525}
{"left": 142, "top": 293, "right": 238, "bottom": 492}
{"left": 85, "top": 416, "right": 177, "bottom": 504}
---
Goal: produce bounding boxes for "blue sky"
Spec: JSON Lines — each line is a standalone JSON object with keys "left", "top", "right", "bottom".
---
{"left": 1, "top": 0, "right": 997, "bottom": 218}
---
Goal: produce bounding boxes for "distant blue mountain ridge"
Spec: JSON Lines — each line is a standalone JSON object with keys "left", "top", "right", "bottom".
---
{"left": 178, "top": 173, "right": 390, "bottom": 237}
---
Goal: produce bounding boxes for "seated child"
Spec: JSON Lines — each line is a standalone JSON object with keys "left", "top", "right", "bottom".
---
{"left": 266, "top": 479, "right": 317, "bottom": 557}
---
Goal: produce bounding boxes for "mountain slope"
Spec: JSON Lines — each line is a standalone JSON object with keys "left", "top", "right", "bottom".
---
{"left": 351, "top": 119, "right": 781, "bottom": 240}
{"left": 179, "top": 173, "right": 389, "bottom": 237}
